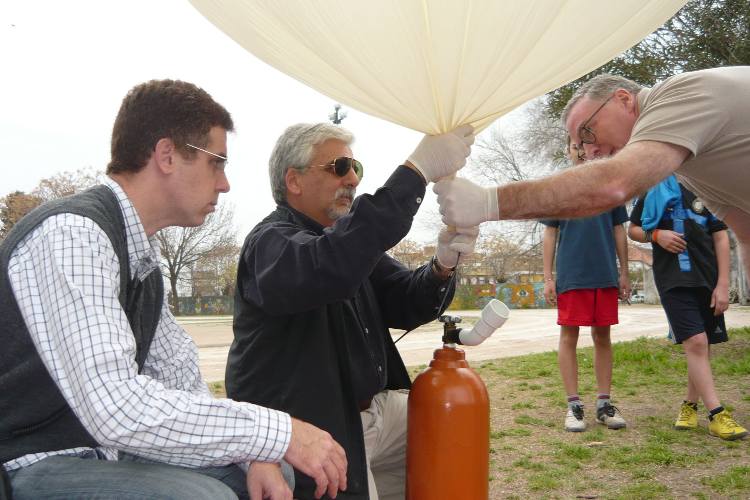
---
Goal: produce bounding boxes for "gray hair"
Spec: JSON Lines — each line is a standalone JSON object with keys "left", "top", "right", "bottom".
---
{"left": 269, "top": 123, "right": 355, "bottom": 204}
{"left": 561, "top": 74, "right": 643, "bottom": 127}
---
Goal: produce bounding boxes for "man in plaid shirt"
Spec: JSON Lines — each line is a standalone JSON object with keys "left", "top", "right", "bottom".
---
{"left": 0, "top": 80, "right": 346, "bottom": 500}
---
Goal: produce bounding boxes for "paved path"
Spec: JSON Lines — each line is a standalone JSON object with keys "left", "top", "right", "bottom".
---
{"left": 181, "top": 305, "right": 750, "bottom": 382}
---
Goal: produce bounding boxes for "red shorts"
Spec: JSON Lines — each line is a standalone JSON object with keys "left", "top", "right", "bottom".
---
{"left": 557, "top": 287, "right": 619, "bottom": 327}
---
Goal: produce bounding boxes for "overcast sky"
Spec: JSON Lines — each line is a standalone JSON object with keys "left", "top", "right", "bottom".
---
{"left": 1, "top": 0, "right": 525, "bottom": 243}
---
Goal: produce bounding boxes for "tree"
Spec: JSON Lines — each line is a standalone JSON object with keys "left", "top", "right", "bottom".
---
{"left": 462, "top": 99, "right": 558, "bottom": 282}
{"left": 473, "top": 98, "right": 567, "bottom": 185}
{"left": 32, "top": 168, "right": 102, "bottom": 201}
{"left": 156, "top": 203, "right": 238, "bottom": 310}
{"left": 0, "top": 168, "right": 101, "bottom": 240}
{"left": 388, "top": 239, "right": 431, "bottom": 270}
{"left": 472, "top": 228, "right": 544, "bottom": 284}
{"left": 0, "top": 191, "right": 43, "bottom": 239}
{"left": 547, "top": 0, "right": 750, "bottom": 117}
{"left": 193, "top": 242, "right": 241, "bottom": 296}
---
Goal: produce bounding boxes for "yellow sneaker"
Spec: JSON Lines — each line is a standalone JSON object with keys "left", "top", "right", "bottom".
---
{"left": 674, "top": 402, "right": 698, "bottom": 430}
{"left": 708, "top": 410, "right": 748, "bottom": 441}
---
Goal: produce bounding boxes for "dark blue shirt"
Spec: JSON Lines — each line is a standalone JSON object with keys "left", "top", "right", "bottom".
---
{"left": 542, "top": 206, "right": 628, "bottom": 294}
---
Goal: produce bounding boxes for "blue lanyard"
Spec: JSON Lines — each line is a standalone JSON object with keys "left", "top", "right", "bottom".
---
{"left": 660, "top": 197, "right": 708, "bottom": 272}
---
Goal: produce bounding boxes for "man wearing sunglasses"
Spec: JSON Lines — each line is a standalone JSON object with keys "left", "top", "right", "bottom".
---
{"left": 432, "top": 67, "right": 750, "bottom": 282}
{"left": 226, "top": 122, "right": 476, "bottom": 500}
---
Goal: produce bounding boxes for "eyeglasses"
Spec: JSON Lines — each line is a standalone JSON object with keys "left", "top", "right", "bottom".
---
{"left": 186, "top": 143, "right": 227, "bottom": 171}
{"left": 568, "top": 142, "right": 585, "bottom": 162}
{"left": 576, "top": 94, "right": 613, "bottom": 160}
{"left": 310, "top": 157, "right": 364, "bottom": 180}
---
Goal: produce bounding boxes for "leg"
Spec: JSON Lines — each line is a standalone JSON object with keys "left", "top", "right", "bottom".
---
{"left": 558, "top": 326, "right": 580, "bottom": 397}
{"left": 8, "top": 454, "right": 239, "bottom": 500}
{"left": 682, "top": 333, "right": 721, "bottom": 410}
{"left": 119, "top": 451, "right": 252, "bottom": 499}
{"left": 685, "top": 369, "right": 699, "bottom": 404}
{"left": 361, "top": 390, "right": 408, "bottom": 500}
{"left": 590, "top": 325, "right": 612, "bottom": 396}
{"left": 590, "top": 289, "right": 625, "bottom": 429}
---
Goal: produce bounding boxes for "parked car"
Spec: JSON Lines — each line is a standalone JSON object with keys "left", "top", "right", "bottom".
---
{"left": 630, "top": 293, "right": 645, "bottom": 304}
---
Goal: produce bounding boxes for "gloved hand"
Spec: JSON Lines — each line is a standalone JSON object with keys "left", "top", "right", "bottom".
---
{"left": 406, "top": 124, "right": 475, "bottom": 183}
{"left": 433, "top": 177, "right": 499, "bottom": 227}
{"left": 436, "top": 225, "right": 480, "bottom": 269}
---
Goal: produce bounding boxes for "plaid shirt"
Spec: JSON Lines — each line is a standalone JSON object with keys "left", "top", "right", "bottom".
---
{"left": 4, "top": 178, "right": 290, "bottom": 471}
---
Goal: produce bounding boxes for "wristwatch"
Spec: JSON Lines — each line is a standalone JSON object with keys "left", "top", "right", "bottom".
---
{"left": 644, "top": 230, "right": 652, "bottom": 243}
{"left": 431, "top": 256, "right": 456, "bottom": 278}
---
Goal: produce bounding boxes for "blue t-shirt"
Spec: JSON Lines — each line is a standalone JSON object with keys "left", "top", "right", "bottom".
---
{"left": 541, "top": 206, "right": 628, "bottom": 294}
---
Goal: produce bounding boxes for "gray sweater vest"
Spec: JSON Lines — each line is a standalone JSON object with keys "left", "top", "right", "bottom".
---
{"left": 0, "top": 185, "right": 162, "bottom": 464}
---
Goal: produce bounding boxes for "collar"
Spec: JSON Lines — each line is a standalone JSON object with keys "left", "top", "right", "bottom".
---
{"left": 277, "top": 203, "right": 328, "bottom": 235}
{"left": 103, "top": 177, "right": 161, "bottom": 281}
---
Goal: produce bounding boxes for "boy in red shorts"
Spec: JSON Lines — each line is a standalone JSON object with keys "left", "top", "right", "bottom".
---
{"left": 542, "top": 142, "right": 630, "bottom": 432}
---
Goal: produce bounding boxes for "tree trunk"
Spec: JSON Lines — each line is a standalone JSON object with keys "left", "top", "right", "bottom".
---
{"left": 170, "top": 276, "right": 179, "bottom": 314}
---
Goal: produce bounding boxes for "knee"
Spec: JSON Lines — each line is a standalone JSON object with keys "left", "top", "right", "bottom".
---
{"left": 591, "top": 330, "right": 611, "bottom": 347}
{"left": 155, "top": 472, "right": 239, "bottom": 500}
{"left": 683, "top": 333, "right": 709, "bottom": 354}
{"left": 559, "top": 329, "right": 579, "bottom": 347}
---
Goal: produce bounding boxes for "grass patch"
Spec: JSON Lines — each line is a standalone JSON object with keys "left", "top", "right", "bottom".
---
{"left": 701, "top": 466, "right": 750, "bottom": 493}
{"left": 611, "top": 481, "right": 670, "bottom": 499}
{"left": 476, "top": 325, "right": 750, "bottom": 498}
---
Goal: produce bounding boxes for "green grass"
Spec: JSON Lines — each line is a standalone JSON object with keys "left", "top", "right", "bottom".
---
{"left": 701, "top": 466, "right": 750, "bottom": 493}
{"left": 480, "top": 326, "right": 750, "bottom": 498}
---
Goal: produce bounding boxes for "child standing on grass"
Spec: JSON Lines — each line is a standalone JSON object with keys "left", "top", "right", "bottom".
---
{"left": 541, "top": 140, "right": 631, "bottom": 432}
{"left": 629, "top": 176, "right": 747, "bottom": 440}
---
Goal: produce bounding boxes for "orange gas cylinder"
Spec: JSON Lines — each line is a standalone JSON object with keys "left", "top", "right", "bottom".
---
{"left": 406, "top": 345, "right": 489, "bottom": 500}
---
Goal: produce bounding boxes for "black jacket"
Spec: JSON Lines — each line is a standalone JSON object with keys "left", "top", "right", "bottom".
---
{"left": 226, "top": 166, "right": 454, "bottom": 499}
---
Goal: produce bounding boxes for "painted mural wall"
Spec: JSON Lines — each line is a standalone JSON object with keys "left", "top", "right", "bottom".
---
{"left": 176, "top": 296, "right": 233, "bottom": 315}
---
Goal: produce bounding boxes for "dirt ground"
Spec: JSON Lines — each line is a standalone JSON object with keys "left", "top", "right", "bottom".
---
{"left": 180, "top": 304, "right": 750, "bottom": 382}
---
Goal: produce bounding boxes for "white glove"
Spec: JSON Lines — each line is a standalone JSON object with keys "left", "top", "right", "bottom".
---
{"left": 406, "top": 124, "right": 475, "bottom": 183}
{"left": 433, "top": 177, "right": 499, "bottom": 227}
{"left": 436, "top": 225, "right": 480, "bottom": 269}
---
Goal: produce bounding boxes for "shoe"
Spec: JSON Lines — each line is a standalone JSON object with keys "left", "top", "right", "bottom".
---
{"left": 708, "top": 410, "right": 748, "bottom": 441}
{"left": 565, "top": 404, "right": 586, "bottom": 432}
{"left": 596, "top": 402, "right": 627, "bottom": 429}
{"left": 674, "top": 402, "right": 698, "bottom": 430}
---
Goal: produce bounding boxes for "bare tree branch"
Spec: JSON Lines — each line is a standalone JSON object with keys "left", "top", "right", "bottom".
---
{"left": 156, "top": 202, "right": 238, "bottom": 310}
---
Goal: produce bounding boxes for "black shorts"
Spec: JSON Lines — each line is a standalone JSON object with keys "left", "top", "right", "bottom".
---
{"left": 661, "top": 287, "right": 728, "bottom": 345}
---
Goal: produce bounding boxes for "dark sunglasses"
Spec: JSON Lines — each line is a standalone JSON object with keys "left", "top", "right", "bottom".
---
{"left": 311, "top": 157, "right": 363, "bottom": 180}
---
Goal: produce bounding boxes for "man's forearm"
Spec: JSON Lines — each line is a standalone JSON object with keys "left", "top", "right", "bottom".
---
{"left": 496, "top": 164, "right": 626, "bottom": 220}
{"left": 496, "top": 141, "right": 684, "bottom": 221}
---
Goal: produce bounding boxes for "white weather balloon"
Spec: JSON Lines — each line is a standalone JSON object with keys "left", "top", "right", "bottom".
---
{"left": 189, "top": 0, "right": 686, "bottom": 134}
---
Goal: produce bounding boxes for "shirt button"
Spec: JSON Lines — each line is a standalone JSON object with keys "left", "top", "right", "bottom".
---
{"left": 377, "top": 365, "right": 383, "bottom": 373}
{"left": 440, "top": 287, "right": 446, "bottom": 292}
{"left": 364, "top": 327, "right": 369, "bottom": 334}
{"left": 416, "top": 197, "right": 422, "bottom": 204}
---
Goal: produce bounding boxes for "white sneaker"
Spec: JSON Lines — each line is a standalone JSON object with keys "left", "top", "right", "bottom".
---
{"left": 596, "top": 402, "right": 627, "bottom": 429}
{"left": 565, "top": 405, "right": 586, "bottom": 432}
